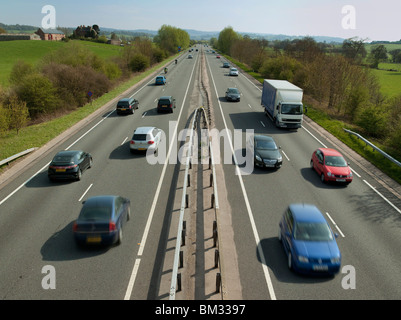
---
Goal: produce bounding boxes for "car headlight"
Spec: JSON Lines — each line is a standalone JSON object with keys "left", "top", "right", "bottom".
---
{"left": 298, "top": 256, "right": 309, "bottom": 263}
{"left": 255, "top": 154, "right": 262, "bottom": 162}
{"left": 327, "top": 172, "right": 332, "bottom": 177}
{"left": 277, "top": 156, "right": 282, "bottom": 162}
{"left": 331, "top": 257, "right": 341, "bottom": 264}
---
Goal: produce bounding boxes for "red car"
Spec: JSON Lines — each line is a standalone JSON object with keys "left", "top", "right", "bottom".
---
{"left": 310, "top": 148, "right": 353, "bottom": 185}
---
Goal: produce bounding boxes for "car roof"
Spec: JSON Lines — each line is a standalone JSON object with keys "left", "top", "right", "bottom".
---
{"left": 134, "top": 126, "right": 156, "bottom": 134}
{"left": 83, "top": 195, "right": 116, "bottom": 208}
{"left": 54, "top": 150, "right": 82, "bottom": 157}
{"left": 289, "top": 204, "right": 326, "bottom": 223}
{"left": 319, "top": 148, "right": 343, "bottom": 157}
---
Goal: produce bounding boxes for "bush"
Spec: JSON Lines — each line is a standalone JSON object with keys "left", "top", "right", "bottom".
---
{"left": 15, "top": 73, "right": 59, "bottom": 118}
{"left": 129, "top": 54, "right": 150, "bottom": 72}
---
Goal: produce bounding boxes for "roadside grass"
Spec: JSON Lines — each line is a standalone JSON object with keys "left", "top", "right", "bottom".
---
{"left": 0, "top": 54, "right": 177, "bottom": 173}
{"left": 225, "top": 54, "right": 401, "bottom": 184}
{"left": 0, "top": 40, "right": 122, "bottom": 87}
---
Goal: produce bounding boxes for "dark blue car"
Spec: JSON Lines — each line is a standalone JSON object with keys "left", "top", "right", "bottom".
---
{"left": 73, "top": 195, "right": 131, "bottom": 246}
{"left": 278, "top": 204, "right": 341, "bottom": 275}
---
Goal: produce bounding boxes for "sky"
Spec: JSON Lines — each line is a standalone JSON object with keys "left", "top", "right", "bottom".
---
{"left": 1, "top": 0, "right": 400, "bottom": 42}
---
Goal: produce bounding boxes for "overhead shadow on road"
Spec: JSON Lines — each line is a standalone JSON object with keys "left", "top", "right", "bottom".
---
{"left": 41, "top": 221, "right": 110, "bottom": 262}
{"left": 257, "top": 237, "right": 334, "bottom": 284}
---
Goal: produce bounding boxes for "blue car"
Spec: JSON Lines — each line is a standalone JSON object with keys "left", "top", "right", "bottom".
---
{"left": 278, "top": 204, "right": 341, "bottom": 275}
{"left": 155, "top": 75, "right": 166, "bottom": 85}
{"left": 73, "top": 195, "right": 131, "bottom": 246}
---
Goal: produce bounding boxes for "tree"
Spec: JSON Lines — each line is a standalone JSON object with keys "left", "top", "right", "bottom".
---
{"left": 217, "top": 26, "right": 240, "bottom": 55}
{"left": 6, "top": 94, "right": 30, "bottom": 134}
{"left": 341, "top": 37, "right": 367, "bottom": 64}
{"left": 368, "top": 45, "right": 388, "bottom": 68}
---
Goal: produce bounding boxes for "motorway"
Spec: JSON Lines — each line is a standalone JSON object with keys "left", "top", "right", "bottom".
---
{"left": 1, "top": 45, "right": 401, "bottom": 300}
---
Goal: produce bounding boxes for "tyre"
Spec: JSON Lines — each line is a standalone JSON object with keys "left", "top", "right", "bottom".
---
{"left": 288, "top": 252, "right": 293, "bottom": 270}
{"left": 321, "top": 173, "right": 325, "bottom": 183}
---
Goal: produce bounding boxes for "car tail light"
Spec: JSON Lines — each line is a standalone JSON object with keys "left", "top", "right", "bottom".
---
{"left": 130, "top": 140, "right": 135, "bottom": 144}
{"left": 72, "top": 222, "right": 78, "bottom": 232}
{"left": 109, "top": 222, "right": 117, "bottom": 231}
{"left": 169, "top": 104, "right": 172, "bottom": 108}
{"left": 148, "top": 140, "right": 154, "bottom": 145}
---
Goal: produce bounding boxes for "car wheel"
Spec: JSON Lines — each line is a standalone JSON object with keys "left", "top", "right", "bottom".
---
{"left": 127, "top": 207, "right": 131, "bottom": 221}
{"left": 288, "top": 252, "right": 293, "bottom": 270}
{"left": 88, "top": 158, "right": 93, "bottom": 168}
{"left": 321, "top": 173, "right": 325, "bottom": 183}
{"left": 310, "top": 160, "right": 314, "bottom": 170}
{"left": 117, "top": 228, "right": 123, "bottom": 245}
{"left": 278, "top": 227, "right": 282, "bottom": 242}
{"left": 76, "top": 169, "right": 82, "bottom": 181}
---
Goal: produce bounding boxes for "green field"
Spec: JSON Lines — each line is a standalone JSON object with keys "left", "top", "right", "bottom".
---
{"left": 373, "top": 62, "right": 401, "bottom": 98}
{"left": 0, "top": 40, "right": 123, "bottom": 87}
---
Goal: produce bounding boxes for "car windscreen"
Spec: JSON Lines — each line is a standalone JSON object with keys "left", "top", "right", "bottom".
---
{"left": 133, "top": 134, "right": 148, "bottom": 141}
{"left": 293, "top": 222, "right": 333, "bottom": 241}
{"left": 281, "top": 104, "right": 302, "bottom": 115}
{"left": 227, "top": 89, "right": 239, "bottom": 94}
{"left": 255, "top": 140, "right": 277, "bottom": 150}
{"left": 79, "top": 206, "right": 111, "bottom": 220}
{"left": 324, "top": 156, "right": 347, "bottom": 167}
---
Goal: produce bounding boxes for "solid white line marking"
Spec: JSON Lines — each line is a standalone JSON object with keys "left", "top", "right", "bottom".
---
{"left": 124, "top": 53, "right": 199, "bottom": 300}
{"left": 363, "top": 180, "right": 401, "bottom": 214}
{"left": 121, "top": 137, "right": 128, "bottom": 145}
{"left": 207, "top": 56, "right": 277, "bottom": 301}
{"left": 301, "top": 125, "right": 328, "bottom": 148}
{"left": 78, "top": 183, "right": 93, "bottom": 202}
{"left": 325, "top": 212, "right": 345, "bottom": 238}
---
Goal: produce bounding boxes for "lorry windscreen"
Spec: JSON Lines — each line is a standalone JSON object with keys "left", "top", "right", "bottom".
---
{"left": 281, "top": 104, "right": 302, "bottom": 115}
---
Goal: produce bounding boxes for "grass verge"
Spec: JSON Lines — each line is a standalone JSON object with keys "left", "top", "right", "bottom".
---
{"left": 0, "top": 54, "right": 177, "bottom": 173}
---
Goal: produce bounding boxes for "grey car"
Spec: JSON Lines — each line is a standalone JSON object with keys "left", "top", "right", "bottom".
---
{"left": 225, "top": 88, "right": 241, "bottom": 102}
{"left": 249, "top": 134, "right": 282, "bottom": 169}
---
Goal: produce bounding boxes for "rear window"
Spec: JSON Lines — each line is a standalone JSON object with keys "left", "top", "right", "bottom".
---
{"left": 133, "top": 134, "right": 148, "bottom": 141}
{"left": 80, "top": 206, "right": 111, "bottom": 220}
{"left": 158, "top": 99, "right": 171, "bottom": 105}
{"left": 117, "top": 101, "right": 129, "bottom": 107}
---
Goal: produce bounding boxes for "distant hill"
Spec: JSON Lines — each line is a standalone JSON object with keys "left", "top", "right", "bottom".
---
{"left": 0, "top": 22, "right": 381, "bottom": 44}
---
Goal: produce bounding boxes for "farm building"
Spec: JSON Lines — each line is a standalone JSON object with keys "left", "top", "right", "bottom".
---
{"left": 35, "top": 28, "right": 65, "bottom": 41}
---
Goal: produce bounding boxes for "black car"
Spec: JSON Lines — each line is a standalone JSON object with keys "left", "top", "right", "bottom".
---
{"left": 73, "top": 195, "right": 131, "bottom": 246}
{"left": 225, "top": 88, "right": 241, "bottom": 102}
{"left": 116, "top": 97, "right": 139, "bottom": 115}
{"left": 249, "top": 135, "right": 282, "bottom": 169}
{"left": 157, "top": 96, "right": 176, "bottom": 113}
{"left": 48, "top": 150, "right": 92, "bottom": 181}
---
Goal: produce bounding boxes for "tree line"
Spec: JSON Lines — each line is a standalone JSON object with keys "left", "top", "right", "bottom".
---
{"left": 212, "top": 27, "right": 401, "bottom": 156}
{"left": 0, "top": 25, "right": 190, "bottom": 135}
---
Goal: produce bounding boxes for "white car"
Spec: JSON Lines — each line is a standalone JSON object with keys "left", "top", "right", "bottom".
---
{"left": 229, "top": 67, "right": 239, "bottom": 76}
{"left": 130, "top": 126, "right": 162, "bottom": 153}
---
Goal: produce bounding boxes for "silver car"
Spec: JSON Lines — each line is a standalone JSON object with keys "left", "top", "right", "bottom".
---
{"left": 130, "top": 126, "right": 162, "bottom": 153}
{"left": 229, "top": 67, "right": 239, "bottom": 76}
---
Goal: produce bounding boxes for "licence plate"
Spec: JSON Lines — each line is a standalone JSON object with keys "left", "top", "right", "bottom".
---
{"left": 56, "top": 169, "right": 66, "bottom": 172}
{"left": 138, "top": 148, "right": 146, "bottom": 151}
{"left": 87, "top": 235, "right": 101, "bottom": 243}
{"left": 120, "top": 108, "right": 126, "bottom": 111}
{"left": 313, "top": 265, "right": 328, "bottom": 271}
{"left": 336, "top": 179, "right": 346, "bottom": 182}
{"left": 162, "top": 105, "right": 167, "bottom": 107}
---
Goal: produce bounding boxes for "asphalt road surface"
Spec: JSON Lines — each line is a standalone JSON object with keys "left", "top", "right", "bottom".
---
{"left": 1, "top": 45, "right": 401, "bottom": 300}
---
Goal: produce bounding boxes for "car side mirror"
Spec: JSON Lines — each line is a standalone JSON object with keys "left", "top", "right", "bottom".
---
{"left": 334, "top": 233, "right": 339, "bottom": 238}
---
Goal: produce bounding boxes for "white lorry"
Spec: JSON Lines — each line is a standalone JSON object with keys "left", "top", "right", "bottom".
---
{"left": 261, "top": 79, "right": 304, "bottom": 129}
